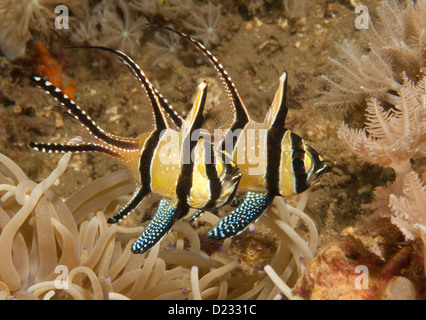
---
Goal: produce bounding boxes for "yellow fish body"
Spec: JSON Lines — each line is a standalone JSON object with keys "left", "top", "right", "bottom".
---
{"left": 30, "top": 50, "right": 241, "bottom": 253}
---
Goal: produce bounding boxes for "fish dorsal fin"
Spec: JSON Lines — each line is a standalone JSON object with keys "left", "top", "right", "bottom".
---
{"left": 32, "top": 76, "right": 136, "bottom": 146}
{"left": 180, "top": 81, "right": 208, "bottom": 166}
{"left": 153, "top": 25, "right": 250, "bottom": 127}
{"left": 70, "top": 46, "right": 182, "bottom": 130}
{"left": 152, "top": 94, "right": 169, "bottom": 132}
{"left": 182, "top": 81, "right": 208, "bottom": 136}
{"left": 264, "top": 72, "right": 288, "bottom": 129}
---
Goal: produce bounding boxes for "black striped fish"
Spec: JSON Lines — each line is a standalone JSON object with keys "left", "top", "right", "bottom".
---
{"left": 151, "top": 26, "right": 327, "bottom": 240}
{"left": 30, "top": 53, "right": 241, "bottom": 253}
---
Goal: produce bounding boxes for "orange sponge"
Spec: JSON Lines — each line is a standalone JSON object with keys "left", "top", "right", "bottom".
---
{"left": 33, "top": 41, "right": 76, "bottom": 100}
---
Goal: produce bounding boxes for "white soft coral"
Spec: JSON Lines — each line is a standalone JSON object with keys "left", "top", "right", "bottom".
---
{"left": 71, "top": 0, "right": 145, "bottom": 56}
{"left": 97, "top": 0, "right": 145, "bottom": 56}
{"left": 0, "top": 0, "right": 35, "bottom": 59}
{"left": 390, "top": 172, "right": 426, "bottom": 241}
{"left": 183, "top": 2, "right": 224, "bottom": 48}
{"left": 389, "top": 171, "right": 426, "bottom": 275}
{"left": 0, "top": 0, "right": 85, "bottom": 60}
{"left": 338, "top": 75, "right": 426, "bottom": 194}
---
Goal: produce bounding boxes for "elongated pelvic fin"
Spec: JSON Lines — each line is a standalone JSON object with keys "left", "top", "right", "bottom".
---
{"left": 70, "top": 46, "right": 184, "bottom": 129}
{"left": 188, "top": 196, "right": 245, "bottom": 222}
{"left": 207, "top": 192, "right": 274, "bottom": 240}
{"left": 107, "top": 186, "right": 150, "bottom": 224}
{"left": 188, "top": 209, "right": 204, "bottom": 222}
{"left": 32, "top": 76, "right": 138, "bottom": 149}
{"left": 131, "top": 198, "right": 188, "bottom": 254}
{"left": 264, "top": 72, "right": 288, "bottom": 128}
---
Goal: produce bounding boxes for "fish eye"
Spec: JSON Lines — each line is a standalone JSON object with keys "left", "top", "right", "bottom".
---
{"left": 286, "top": 151, "right": 313, "bottom": 175}
{"left": 293, "top": 156, "right": 305, "bottom": 174}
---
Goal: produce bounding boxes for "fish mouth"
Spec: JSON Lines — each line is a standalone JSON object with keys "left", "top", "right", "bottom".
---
{"left": 308, "top": 162, "right": 327, "bottom": 185}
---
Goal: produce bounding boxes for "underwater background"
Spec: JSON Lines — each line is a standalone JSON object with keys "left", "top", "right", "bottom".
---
{"left": 0, "top": 0, "right": 424, "bottom": 300}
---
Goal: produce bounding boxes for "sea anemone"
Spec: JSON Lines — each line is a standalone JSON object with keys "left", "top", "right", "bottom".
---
{"left": 0, "top": 138, "right": 318, "bottom": 299}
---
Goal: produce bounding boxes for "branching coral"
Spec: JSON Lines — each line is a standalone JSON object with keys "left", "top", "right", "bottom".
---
{"left": 183, "top": 2, "right": 224, "bottom": 48}
{"left": 320, "top": 0, "right": 426, "bottom": 109}
{"left": 366, "top": 0, "right": 426, "bottom": 81}
{"left": 338, "top": 74, "right": 426, "bottom": 274}
{"left": 389, "top": 170, "right": 426, "bottom": 279}
{"left": 390, "top": 172, "right": 426, "bottom": 242}
{"left": 0, "top": 0, "right": 85, "bottom": 60}
{"left": 321, "top": 39, "right": 402, "bottom": 108}
{"left": 0, "top": 139, "right": 319, "bottom": 299}
{"left": 338, "top": 76, "right": 426, "bottom": 195}
{"left": 327, "top": 0, "right": 426, "bottom": 279}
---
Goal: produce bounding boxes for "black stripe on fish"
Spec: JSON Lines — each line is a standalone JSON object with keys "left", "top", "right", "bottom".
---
{"left": 107, "top": 129, "right": 164, "bottom": 223}
{"left": 202, "top": 140, "right": 222, "bottom": 209}
{"left": 289, "top": 132, "right": 308, "bottom": 194}
{"left": 108, "top": 65, "right": 171, "bottom": 224}
{"left": 175, "top": 83, "right": 208, "bottom": 206}
{"left": 266, "top": 127, "right": 288, "bottom": 196}
{"left": 266, "top": 72, "right": 289, "bottom": 195}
